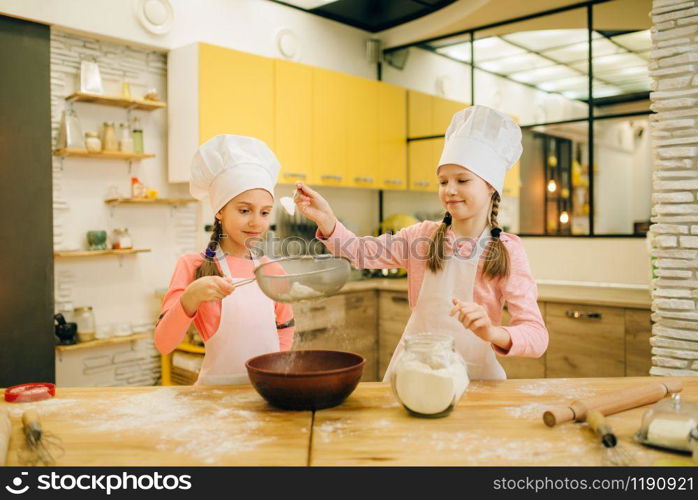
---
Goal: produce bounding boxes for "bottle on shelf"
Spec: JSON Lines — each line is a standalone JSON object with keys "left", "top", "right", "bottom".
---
{"left": 132, "top": 117, "right": 144, "bottom": 154}
{"left": 119, "top": 122, "right": 134, "bottom": 153}
{"left": 102, "top": 121, "right": 118, "bottom": 152}
{"left": 131, "top": 177, "right": 148, "bottom": 199}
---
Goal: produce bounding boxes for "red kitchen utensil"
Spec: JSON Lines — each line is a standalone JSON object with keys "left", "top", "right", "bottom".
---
{"left": 4, "top": 383, "right": 56, "bottom": 403}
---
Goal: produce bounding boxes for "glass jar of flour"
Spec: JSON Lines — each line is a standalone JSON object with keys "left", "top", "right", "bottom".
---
{"left": 390, "top": 333, "right": 469, "bottom": 418}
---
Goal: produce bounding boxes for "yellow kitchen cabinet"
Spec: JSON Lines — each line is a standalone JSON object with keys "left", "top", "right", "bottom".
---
{"left": 346, "top": 74, "right": 379, "bottom": 189}
{"left": 407, "top": 89, "right": 468, "bottom": 139}
{"left": 378, "top": 82, "right": 407, "bottom": 190}
{"left": 312, "top": 67, "right": 349, "bottom": 186}
{"left": 275, "top": 59, "right": 313, "bottom": 185}
{"left": 408, "top": 138, "right": 442, "bottom": 192}
{"left": 168, "top": 43, "right": 274, "bottom": 183}
{"left": 432, "top": 96, "right": 468, "bottom": 134}
{"left": 407, "top": 90, "right": 433, "bottom": 138}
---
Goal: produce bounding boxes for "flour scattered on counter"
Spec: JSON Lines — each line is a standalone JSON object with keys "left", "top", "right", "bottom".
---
{"left": 517, "top": 381, "right": 595, "bottom": 399}
{"left": 5, "top": 398, "right": 81, "bottom": 418}
{"left": 502, "top": 403, "right": 553, "bottom": 420}
{"left": 50, "top": 388, "right": 276, "bottom": 463}
{"left": 315, "top": 420, "right": 356, "bottom": 443}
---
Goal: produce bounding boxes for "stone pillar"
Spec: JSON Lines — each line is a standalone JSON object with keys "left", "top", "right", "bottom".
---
{"left": 649, "top": 0, "right": 698, "bottom": 376}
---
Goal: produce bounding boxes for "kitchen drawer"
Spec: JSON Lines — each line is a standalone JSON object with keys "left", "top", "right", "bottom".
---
{"left": 625, "top": 308, "right": 652, "bottom": 377}
{"left": 498, "top": 302, "right": 546, "bottom": 379}
{"left": 378, "top": 291, "right": 410, "bottom": 379}
{"left": 294, "top": 295, "right": 346, "bottom": 333}
{"left": 345, "top": 291, "right": 378, "bottom": 381}
{"left": 545, "top": 302, "right": 625, "bottom": 378}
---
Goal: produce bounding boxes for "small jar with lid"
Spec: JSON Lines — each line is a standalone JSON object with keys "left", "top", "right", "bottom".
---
{"left": 73, "top": 306, "right": 96, "bottom": 343}
{"left": 85, "top": 131, "right": 102, "bottom": 152}
{"left": 102, "top": 122, "right": 118, "bottom": 151}
{"left": 390, "top": 333, "right": 469, "bottom": 418}
{"left": 112, "top": 228, "right": 133, "bottom": 249}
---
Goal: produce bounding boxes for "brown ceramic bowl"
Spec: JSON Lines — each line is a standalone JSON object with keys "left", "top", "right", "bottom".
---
{"left": 245, "top": 350, "right": 365, "bottom": 410}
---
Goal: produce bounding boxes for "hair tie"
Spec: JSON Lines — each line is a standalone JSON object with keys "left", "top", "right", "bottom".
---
{"left": 442, "top": 212, "right": 452, "bottom": 226}
{"left": 490, "top": 227, "right": 502, "bottom": 239}
{"left": 205, "top": 247, "right": 217, "bottom": 260}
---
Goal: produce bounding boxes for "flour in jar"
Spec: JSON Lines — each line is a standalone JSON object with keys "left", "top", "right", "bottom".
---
{"left": 394, "top": 360, "right": 469, "bottom": 415}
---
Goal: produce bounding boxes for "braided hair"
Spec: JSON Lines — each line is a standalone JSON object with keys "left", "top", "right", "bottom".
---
{"left": 482, "top": 192, "right": 510, "bottom": 280}
{"left": 194, "top": 218, "right": 225, "bottom": 279}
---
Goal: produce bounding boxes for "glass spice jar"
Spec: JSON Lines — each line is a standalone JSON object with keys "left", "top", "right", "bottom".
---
{"left": 102, "top": 121, "right": 118, "bottom": 151}
{"left": 112, "top": 228, "right": 133, "bottom": 249}
{"left": 85, "top": 131, "right": 102, "bottom": 152}
{"left": 73, "top": 306, "right": 96, "bottom": 343}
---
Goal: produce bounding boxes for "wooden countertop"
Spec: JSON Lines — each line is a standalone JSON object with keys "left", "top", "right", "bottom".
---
{"left": 339, "top": 279, "right": 651, "bottom": 309}
{"left": 311, "top": 377, "right": 698, "bottom": 466}
{"left": 0, "top": 385, "right": 311, "bottom": 466}
{"left": 2, "top": 377, "right": 696, "bottom": 466}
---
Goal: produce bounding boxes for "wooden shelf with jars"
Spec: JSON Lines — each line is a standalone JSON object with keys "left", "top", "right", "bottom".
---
{"left": 54, "top": 249, "right": 151, "bottom": 258}
{"left": 53, "top": 148, "right": 155, "bottom": 160}
{"left": 55, "top": 333, "right": 151, "bottom": 352}
{"left": 66, "top": 92, "right": 167, "bottom": 111}
{"left": 105, "top": 198, "right": 197, "bottom": 206}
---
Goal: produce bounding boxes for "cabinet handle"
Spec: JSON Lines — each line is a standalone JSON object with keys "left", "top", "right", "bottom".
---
{"left": 566, "top": 310, "right": 602, "bottom": 320}
{"left": 415, "top": 180, "right": 430, "bottom": 187}
{"left": 354, "top": 176, "right": 374, "bottom": 183}
{"left": 310, "top": 306, "right": 326, "bottom": 312}
{"left": 563, "top": 356, "right": 578, "bottom": 369}
{"left": 384, "top": 179, "right": 403, "bottom": 185}
{"left": 391, "top": 295, "right": 408, "bottom": 304}
{"left": 321, "top": 175, "right": 343, "bottom": 181}
{"left": 283, "top": 172, "right": 307, "bottom": 179}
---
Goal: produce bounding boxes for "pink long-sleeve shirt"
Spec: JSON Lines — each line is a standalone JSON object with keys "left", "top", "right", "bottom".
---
{"left": 317, "top": 221, "right": 548, "bottom": 358}
{"left": 154, "top": 253, "right": 295, "bottom": 355}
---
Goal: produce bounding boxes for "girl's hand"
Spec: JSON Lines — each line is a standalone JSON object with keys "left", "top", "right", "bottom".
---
{"left": 181, "top": 276, "right": 235, "bottom": 316}
{"left": 294, "top": 182, "right": 337, "bottom": 237}
{"left": 449, "top": 298, "right": 513, "bottom": 352}
{"left": 449, "top": 298, "right": 494, "bottom": 341}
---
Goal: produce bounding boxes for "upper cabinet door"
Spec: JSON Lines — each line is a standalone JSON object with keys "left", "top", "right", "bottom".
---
{"left": 378, "top": 82, "right": 407, "bottom": 190}
{"left": 274, "top": 59, "right": 313, "bottom": 185}
{"left": 312, "top": 67, "right": 349, "bottom": 186}
{"left": 407, "top": 90, "right": 433, "bottom": 138}
{"left": 346, "top": 75, "right": 378, "bottom": 188}
{"left": 198, "top": 43, "right": 274, "bottom": 147}
{"left": 432, "top": 97, "right": 468, "bottom": 136}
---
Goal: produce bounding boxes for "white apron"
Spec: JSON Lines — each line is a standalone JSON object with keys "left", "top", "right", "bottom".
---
{"left": 196, "top": 250, "right": 279, "bottom": 386}
{"left": 382, "top": 227, "right": 506, "bottom": 382}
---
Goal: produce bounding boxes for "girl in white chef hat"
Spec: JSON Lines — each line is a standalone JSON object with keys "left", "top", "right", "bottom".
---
{"left": 297, "top": 105, "right": 548, "bottom": 381}
{"left": 154, "top": 135, "right": 295, "bottom": 385}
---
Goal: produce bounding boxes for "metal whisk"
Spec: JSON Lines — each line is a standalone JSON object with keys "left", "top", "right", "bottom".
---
{"left": 17, "top": 410, "right": 64, "bottom": 466}
{"left": 587, "top": 409, "right": 634, "bottom": 466}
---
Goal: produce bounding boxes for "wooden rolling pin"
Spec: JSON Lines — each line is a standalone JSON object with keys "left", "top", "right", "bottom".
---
{"left": 0, "top": 407, "right": 10, "bottom": 466}
{"left": 543, "top": 379, "right": 683, "bottom": 427}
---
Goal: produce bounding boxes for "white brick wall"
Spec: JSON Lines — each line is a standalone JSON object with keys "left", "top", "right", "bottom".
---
{"left": 650, "top": 0, "right": 698, "bottom": 376}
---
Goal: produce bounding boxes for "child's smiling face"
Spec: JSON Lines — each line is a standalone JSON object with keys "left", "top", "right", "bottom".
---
{"left": 437, "top": 164, "right": 494, "bottom": 221}
{"left": 216, "top": 189, "right": 273, "bottom": 256}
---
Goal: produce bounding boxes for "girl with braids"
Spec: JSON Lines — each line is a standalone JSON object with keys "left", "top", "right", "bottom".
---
{"left": 297, "top": 105, "right": 547, "bottom": 381}
{"left": 155, "top": 135, "right": 294, "bottom": 385}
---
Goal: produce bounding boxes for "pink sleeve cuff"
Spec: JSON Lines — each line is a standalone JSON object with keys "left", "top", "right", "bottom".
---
{"left": 492, "top": 326, "right": 525, "bottom": 357}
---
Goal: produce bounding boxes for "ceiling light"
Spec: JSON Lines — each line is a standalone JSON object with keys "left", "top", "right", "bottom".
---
{"left": 436, "top": 44, "right": 471, "bottom": 62}
{"left": 280, "top": 0, "right": 339, "bottom": 9}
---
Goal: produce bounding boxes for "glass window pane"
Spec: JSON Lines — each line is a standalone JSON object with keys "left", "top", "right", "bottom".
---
{"left": 542, "top": 38, "right": 620, "bottom": 65}
{"left": 593, "top": 117, "right": 651, "bottom": 235}
{"left": 609, "top": 30, "right": 651, "bottom": 52}
{"left": 478, "top": 53, "right": 553, "bottom": 74}
{"left": 473, "top": 37, "right": 526, "bottom": 61}
{"left": 518, "top": 122, "right": 590, "bottom": 235}
{"left": 473, "top": 7, "right": 589, "bottom": 124}
{"left": 435, "top": 42, "right": 471, "bottom": 63}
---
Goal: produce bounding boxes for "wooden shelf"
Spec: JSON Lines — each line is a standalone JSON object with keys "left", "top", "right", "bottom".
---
{"left": 53, "top": 148, "right": 155, "bottom": 160}
{"left": 56, "top": 332, "right": 151, "bottom": 352}
{"left": 66, "top": 92, "right": 166, "bottom": 111}
{"left": 175, "top": 342, "right": 205, "bottom": 354}
{"left": 54, "top": 248, "right": 151, "bottom": 258}
{"left": 105, "top": 198, "right": 197, "bottom": 206}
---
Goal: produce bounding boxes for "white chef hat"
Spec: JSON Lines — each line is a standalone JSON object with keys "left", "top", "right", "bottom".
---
{"left": 437, "top": 105, "right": 522, "bottom": 194}
{"left": 190, "top": 134, "right": 280, "bottom": 214}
